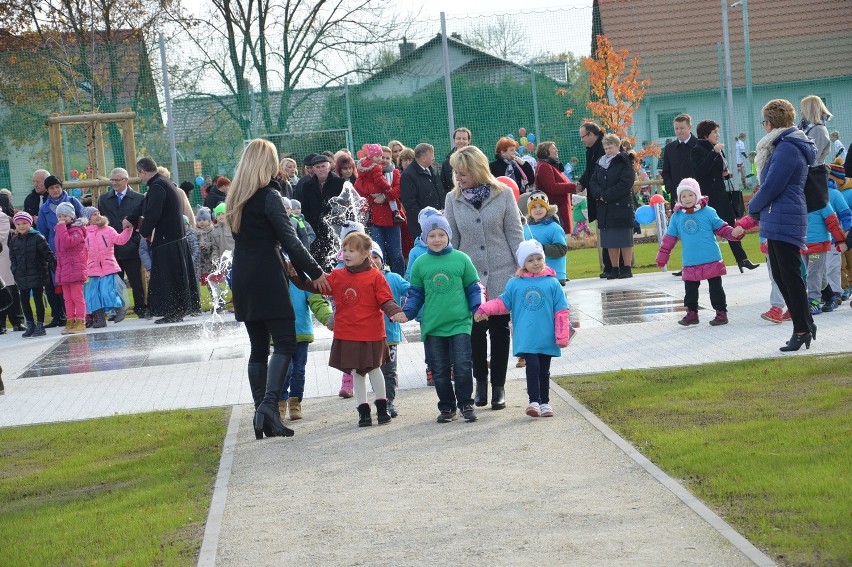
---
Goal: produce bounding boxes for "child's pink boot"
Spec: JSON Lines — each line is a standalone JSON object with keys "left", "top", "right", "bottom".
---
{"left": 338, "top": 373, "right": 354, "bottom": 398}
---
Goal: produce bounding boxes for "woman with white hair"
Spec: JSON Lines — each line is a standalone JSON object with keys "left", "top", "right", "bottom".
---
{"left": 799, "top": 95, "right": 833, "bottom": 164}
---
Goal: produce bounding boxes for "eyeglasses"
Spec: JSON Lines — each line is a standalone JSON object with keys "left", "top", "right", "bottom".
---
{"left": 110, "top": 178, "right": 127, "bottom": 183}
{"left": 580, "top": 132, "right": 590, "bottom": 138}
{"left": 760, "top": 120, "right": 769, "bottom": 126}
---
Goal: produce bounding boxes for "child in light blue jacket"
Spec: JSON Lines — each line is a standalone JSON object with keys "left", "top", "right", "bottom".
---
{"left": 523, "top": 191, "right": 568, "bottom": 284}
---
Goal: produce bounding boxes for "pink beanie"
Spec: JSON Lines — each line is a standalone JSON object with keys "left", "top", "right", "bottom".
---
{"left": 677, "top": 178, "right": 702, "bottom": 200}
{"left": 13, "top": 211, "right": 33, "bottom": 226}
{"left": 364, "top": 144, "right": 383, "bottom": 158}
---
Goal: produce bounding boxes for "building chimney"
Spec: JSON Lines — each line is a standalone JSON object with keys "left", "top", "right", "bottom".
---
{"left": 398, "top": 37, "right": 415, "bottom": 58}
{"left": 450, "top": 32, "right": 462, "bottom": 40}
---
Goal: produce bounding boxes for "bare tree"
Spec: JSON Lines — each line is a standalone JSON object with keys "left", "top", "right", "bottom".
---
{"left": 464, "top": 15, "right": 530, "bottom": 62}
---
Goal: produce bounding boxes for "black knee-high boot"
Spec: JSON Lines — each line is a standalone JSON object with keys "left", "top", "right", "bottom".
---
{"left": 254, "top": 354, "right": 295, "bottom": 439}
{"left": 247, "top": 362, "right": 274, "bottom": 438}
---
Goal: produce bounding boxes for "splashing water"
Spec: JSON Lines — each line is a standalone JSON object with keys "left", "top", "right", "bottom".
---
{"left": 323, "top": 184, "right": 367, "bottom": 265}
{"left": 202, "top": 249, "right": 233, "bottom": 338}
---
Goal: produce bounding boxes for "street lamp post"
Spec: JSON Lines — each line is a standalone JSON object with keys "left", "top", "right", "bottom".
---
{"left": 732, "top": 0, "right": 755, "bottom": 150}
{"left": 720, "top": 0, "right": 737, "bottom": 167}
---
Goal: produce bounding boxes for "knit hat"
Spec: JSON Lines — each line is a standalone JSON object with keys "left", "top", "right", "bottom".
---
{"left": 677, "top": 177, "right": 702, "bottom": 200}
{"left": 364, "top": 144, "right": 383, "bottom": 158}
{"left": 13, "top": 211, "right": 33, "bottom": 226}
{"left": 526, "top": 191, "right": 550, "bottom": 214}
{"left": 213, "top": 202, "right": 227, "bottom": 216}
{"left": 419, "top": 208, "right": 452, "bottom": 242}
{"left": 280, "top": 197, "right": 292, "bottom": 209}
{"left": 56, "top": 202, "right": 76, "bottom": 219}
{"left": 339, "top": 220, "right": 365, "bottom": 240}
{"left": 43, "top": 175, "right": 63, "bottom": 189}
{"left": 370, "top": 242, "right": 384, "bottom": 262}
{"left": 516, "top": 239, "right": 544, "bottom": 268}
{"left": 828, "top": 158, "right": 849, "bottom": 189}
{"left": 81, "top": 206, "right": 99, "bottom": 221}
{"left": 290, "top": 199, "right": 302, "bottom": 209}
{"left": 196, "top": 207, "right": 212, "bottom": 222}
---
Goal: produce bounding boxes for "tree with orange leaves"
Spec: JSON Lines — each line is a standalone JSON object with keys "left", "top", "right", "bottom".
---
{"left": 581, "top": 34, "right": 660, "bottom": 162}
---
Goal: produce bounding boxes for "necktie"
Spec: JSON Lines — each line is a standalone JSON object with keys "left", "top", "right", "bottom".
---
{"left": 117, "top": 192, "right": 123, "bottom": 206}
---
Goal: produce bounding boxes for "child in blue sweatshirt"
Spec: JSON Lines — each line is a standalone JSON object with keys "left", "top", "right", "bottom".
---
{"left": 370, "top": 242, "right": 410, "bottom": 417}
{"left": 799, "top": 201, "right": 847, "bottom": 314}
{"left": 823, "top": 180, "right": 852, "bottom": 308}
{"left": 405, "top": 207, "right": 437, "bottom": 386}
{"left": 523, "top": 191, "right": 568, "bottom": 285}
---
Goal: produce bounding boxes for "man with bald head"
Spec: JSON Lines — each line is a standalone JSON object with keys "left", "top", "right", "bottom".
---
{"left": 24, "top": 169, "right": 50, "bottom": 216}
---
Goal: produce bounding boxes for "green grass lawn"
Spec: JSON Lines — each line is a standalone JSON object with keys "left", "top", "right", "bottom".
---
{"left": 555, "top": 356, "right": 852, "bottom": 567}
{"left": 0, "top": 408, "right": 229, "bottom": 566}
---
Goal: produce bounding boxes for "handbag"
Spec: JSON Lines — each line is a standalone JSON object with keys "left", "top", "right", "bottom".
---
{"left": 804, "top": 163, "right": 829, "bottom": 213}
{"left": 725, "top": 178, "right": 745, "bottom": 218}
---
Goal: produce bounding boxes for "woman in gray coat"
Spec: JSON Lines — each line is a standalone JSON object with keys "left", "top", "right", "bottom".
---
{"left": 445, "top": 146, "right": 524, "bottom": 409}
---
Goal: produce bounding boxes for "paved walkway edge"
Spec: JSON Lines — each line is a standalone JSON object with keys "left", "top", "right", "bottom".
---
{"left": 197, "top": 404, "right": 242, "bottom": 567}
{"left": 549, "top": 380, "right": 777, "bottom": 567}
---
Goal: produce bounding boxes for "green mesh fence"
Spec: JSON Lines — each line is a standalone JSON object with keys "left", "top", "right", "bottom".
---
{"left": 1, "top": 1, "right": 850, "bottom": 209}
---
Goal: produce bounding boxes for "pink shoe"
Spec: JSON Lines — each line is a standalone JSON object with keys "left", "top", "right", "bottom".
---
{"left": 339, "top": 373, "right": 353, "bottom": 398}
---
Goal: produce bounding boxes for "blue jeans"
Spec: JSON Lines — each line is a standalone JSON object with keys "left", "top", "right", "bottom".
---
{"left": 279, "top": 341, "right": 309, "bottom": 400}
{"left": 521, "top": 353, "right": 552, "bottom": 404}
{"left": 426, "top": 334, "right": 473, "bottom": 412}
{"left": 370, "top": 225, "right": 404, "bottom": 275}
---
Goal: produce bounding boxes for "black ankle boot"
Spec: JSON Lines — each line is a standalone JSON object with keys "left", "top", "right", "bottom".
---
{"left": 375, "top": 399, "right": 391, "bottom": 424}
{"left": 607, "top": 268, "right": 620, "bottom": 280}
{"left": 254, "top": 354, "right": 295, "bottom": 438}
{"left": 779, "top": 332, "right": 811, "bottom": 352}
{"left": 474, "top": 380, "right": 488, "bottom": 407}
{"left": 491, "top": 386, "right": 506, "bottom": 410}
{"left": 357, "top": 403, "right": 372, "bottom": 427}
{"left": 737, "top": 259, "right": 760, "bottom": 273}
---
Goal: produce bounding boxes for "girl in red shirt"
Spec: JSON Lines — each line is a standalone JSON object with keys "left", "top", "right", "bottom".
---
{"left": 327, "top": 232, "right": 404, "bottom": 427}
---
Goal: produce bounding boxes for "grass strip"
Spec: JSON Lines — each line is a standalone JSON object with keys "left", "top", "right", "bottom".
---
{"left": 0, "top": 408, "right": 229, "bottom": 566}
{"left": 555, "top": 355, "right": 852, "bottom": 567}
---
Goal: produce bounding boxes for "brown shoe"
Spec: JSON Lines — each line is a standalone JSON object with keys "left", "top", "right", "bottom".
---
{"left": 288, "top": 397, "right": 302, "bottom": 420}
{"left": 277, "top": 399, "right": 288, "bottom": 419}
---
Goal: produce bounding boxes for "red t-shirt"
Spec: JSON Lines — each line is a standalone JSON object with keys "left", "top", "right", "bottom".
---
{"left": 327, "top": 265, "right": 394, "bottom": 341}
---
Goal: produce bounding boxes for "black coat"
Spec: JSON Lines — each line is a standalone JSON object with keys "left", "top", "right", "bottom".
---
{"left": 97, "top": 188, "right": 144, "bottom": 260}
{"left": 8, "top": 230, "right": 56, "bottom": 289}
{"left": 662, "top": 135, "right": 697, "bottom": 207}
{"left": 296, "top": 174, "right": 345, "bottom": 269}
{"left": 589, "top": 152, "right": 636, "bottom": 229}
{"left": 231, "top": 184, "right": 323, "bottom": 322}
{"left": 400, "top": 161, "right": 444, "bottom": 238}
{"left": 23, "top": 190, "right": 46, "bottom": 217}
{"left": 489, "top": 157, "right": 535, "bottom": 192}
{"left": 580, "top": 137, "right": 605, "bottom": 223}
{"left": 439, "top": 149, "right": 456, "bottom": 194}
{"left": 691, "top": 139, "right": 737, "bottom": 224}
{"left": 203, "top": 186, "right": 227, "bottom": 211}
{"left": 128, "top": 173, "right": 185, "bottom": 250}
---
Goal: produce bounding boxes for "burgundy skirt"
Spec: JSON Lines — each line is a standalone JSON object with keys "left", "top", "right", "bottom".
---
{"left": 328, "top": 339, "right": 389, "bottom": 376}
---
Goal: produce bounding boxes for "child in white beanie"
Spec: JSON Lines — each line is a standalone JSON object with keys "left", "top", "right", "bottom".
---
{"left": 54, "top": 202, "right": 89, "bottom": 334}
{"left": 656, "top": 178, "right": 745, "bottom": 326}
{"left": 475, "top": 239, "right": 571, "bottom": 417}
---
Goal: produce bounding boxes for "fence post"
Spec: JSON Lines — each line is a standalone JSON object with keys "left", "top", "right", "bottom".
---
{"left": 158, "top": 32, "right": 179, "bottom": 185}
{"left": 716, "top": 43, "right": 729, "bottom": 141}
{"left": 440, "top": 12, "right": 455, "bottom": 141}
{"left": 344, "top": 78, "right": 354, "bottom": 153}
{"left": 721, "top": 0, "right": 737, "bottom": 174}
{"left": 530, "top": 62, "right": 541, "bottom": 142}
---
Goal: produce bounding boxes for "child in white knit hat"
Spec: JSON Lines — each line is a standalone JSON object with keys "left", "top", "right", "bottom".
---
{"left": 475, "top": 239, "right": 571, "bottom": 417}
{"left": 656, "top": 178, "right": 745, "bottom": 326}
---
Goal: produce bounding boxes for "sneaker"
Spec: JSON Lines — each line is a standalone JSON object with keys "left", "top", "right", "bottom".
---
{"left": 842, "top": 287, "right": 852, "bottom": 301}
{"left": 540, "top": 403, "right": 554, "bottom": 417}
{"left": 761, "top": 306, "right": 784, "bottom": 324}
{"left": 781, "top": 309, "right": 792, "bottom": 321}
{"left": 678, "top": 310, "right": 699, "bottom": 326}
{"left": 808, "top": 299, "right": 823, "bottom": 315}
{"left": 831, "top": 293, "right": 842, "bottom": 307}
{"left": 338, "top": 373, "right": 354, "bottom": 398}
{"left": 436, "top": 409, "right": 457, "bottom": 423}
{"left": 821, "top": 299, "right": 836, "bottom": 312}
{"left": 460, "top": 404, "right": 477, "bottom": 422}
{"left": 525, "top": 402, "right": 541, "bottom": 417}
{"left": 426, "top": 369, "right": 434, "bottom": 387}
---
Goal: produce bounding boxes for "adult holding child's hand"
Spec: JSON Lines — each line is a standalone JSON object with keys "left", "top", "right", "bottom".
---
{"left": 227, "top": 138, "right": 327, "bottom": 440}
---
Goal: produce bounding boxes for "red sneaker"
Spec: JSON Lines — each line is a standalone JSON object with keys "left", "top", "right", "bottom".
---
{"left": 761, "top": 306, "right": 783, "bottom": 324}
{"left": 781, "top": 309, "right": 792, "bottom": 321}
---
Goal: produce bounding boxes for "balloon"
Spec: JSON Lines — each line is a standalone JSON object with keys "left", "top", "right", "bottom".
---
{"left": 519, "top": 136, "right": 528, "bottom": 146}
{"left": 635, "top": 204, "right": 656, "bottom": 224}
{"left": 527, "top": 133, "right": 536, "bottom": 143}
{"left": 496, "top": 175, "right": 520, "bottom": 201}
{"left": 649, "top": 194, "right": 665, "bottom": 205}
{"left": 79, "top": 172, "right": 87, "bottom": 180}
{"left": 526, "top": 142, "right": 535, "bottom": 152}
{"left": 356, "top": 150, "right": 365, "bottom": 159}
{"left": 70, "top": 169, "right": 79, "bottom": 179}
{"left": 72, "top": 188, "right": 82, "bottom": 197}
{"left": 195, "top": 176, "right": 204, "bottom": 186}
{"left": 519, "top": 127, "right": 527, "bottom": 136}
{"left": 507, "top": 134, "right": 515, "bottom": 140}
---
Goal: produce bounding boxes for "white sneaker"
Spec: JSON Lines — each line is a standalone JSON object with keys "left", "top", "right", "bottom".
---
{"left": 525, "top": 402, "right": 541, "bottom": 417}
{"left": 540, "top": 404, "right": 554, "bottom": 417}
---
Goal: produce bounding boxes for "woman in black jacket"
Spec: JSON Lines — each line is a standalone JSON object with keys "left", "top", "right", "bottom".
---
{"left": 589, "top": 133, "right": 636, "bottom": 279}
{"left": 691, "top": 119, "right": 759, "bottom": 271}
{"left": 489, "top": 136, "right": 534, "bottom": 193}
{"left": 227, "top": 139, "right": 330, "bottom": 439}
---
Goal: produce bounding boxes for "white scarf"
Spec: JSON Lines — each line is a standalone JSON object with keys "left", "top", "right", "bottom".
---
{"left": 754, "top": 127, "right": 787, "bottom": 177}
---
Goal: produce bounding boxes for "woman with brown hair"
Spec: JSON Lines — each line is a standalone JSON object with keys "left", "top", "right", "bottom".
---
{"left": 534, "top": 141, "right": 576, "bottom": 230}
{"left": 489, "top": 136, "right": 535, "bottom": 194}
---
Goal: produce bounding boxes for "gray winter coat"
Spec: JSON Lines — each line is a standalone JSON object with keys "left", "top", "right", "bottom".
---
{"left": 444, "top": 185, "right": 524, "bottom": 300}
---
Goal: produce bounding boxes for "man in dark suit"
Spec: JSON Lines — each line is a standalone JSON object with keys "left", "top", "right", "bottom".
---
{"left": 98, "top": 167, "right": 147, "bottom": 317}
{"left": 400, "top": 143, "right": 444, "bottom": 240}
{"left": 661, "top": 114, "right": 697, "bottom": 276}
{"left": 439, "top": 127, "right": 471, "bottom": 195}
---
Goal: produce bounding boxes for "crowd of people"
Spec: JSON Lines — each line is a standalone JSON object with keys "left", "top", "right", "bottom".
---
{"left": 1, "top": 95, "right": 851, "bottom": 428}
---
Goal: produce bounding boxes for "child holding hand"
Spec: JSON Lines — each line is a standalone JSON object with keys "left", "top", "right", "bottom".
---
{"left": 656, "top": 178, "right": 745, "bottom": 326}
{"left": 475, "top": 240, "right": 570, "bottom": 417}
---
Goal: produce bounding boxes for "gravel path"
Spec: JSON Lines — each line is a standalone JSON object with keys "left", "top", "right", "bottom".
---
{"left": 213, "top": 379, "right": 759, "bottom": 566}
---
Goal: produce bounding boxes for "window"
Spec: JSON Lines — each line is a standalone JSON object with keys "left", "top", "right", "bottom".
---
{"left": 657, "top": 110, "right": 685, "bottom": 138}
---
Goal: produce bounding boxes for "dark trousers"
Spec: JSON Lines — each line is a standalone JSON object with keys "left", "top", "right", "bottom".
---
{"left": 19, "top": 287, "right": 45, "bottom": 323}
{"left": 0, "top": 284, "right": 24, "bottom": 327}
{"left": 243, "top": 319, "right": 297, "bottom": 363}
{"left": 602, "top": 248, "right": 626, "bottom": 272}
{"left": 427, "top": 334, "right": 473, "bottom": 412}
{"left": 471, "top": 313, "right": 510, "bottom": 387}
{"left": 522, "top": 353, "right": 552, "bottom": 404}
{"left": 767, "top": 240, "right": 813, "bottom": 334}
{"left": 44, "top": 274, "right": 64, "bottom": 322}
{"left": 684, "top": 277, "right": 726, "bottom": 312}
{"left": 728, "top": 239, "right": 748, "bottom": 264}
{"left": 381, "top": 344, "right": 398, "bottom": 402}
{"left": 118, "top": 257, "right": 147, "bottom": 313}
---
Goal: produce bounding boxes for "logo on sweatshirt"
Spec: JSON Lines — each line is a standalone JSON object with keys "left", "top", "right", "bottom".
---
{"left": 523, "top": 287, "right": 545, "bottom": 311}
{"left": 427, "top": 271, "right": 453, "bottom": 294}
{"left": 342, "top": 287, "right": 358, "bottom": 305}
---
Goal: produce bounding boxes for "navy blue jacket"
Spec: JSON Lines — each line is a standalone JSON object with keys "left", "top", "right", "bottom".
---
{"left": 748, "top": 128, "right": 816, "bottom": 248}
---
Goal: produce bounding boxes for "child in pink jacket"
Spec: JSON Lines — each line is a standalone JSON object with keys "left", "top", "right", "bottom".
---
{"left": 82, "top": 207, "right": 133, "bottom": 328}
{"left": 54, "top": 202, "right": 89, "bottom": 334}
